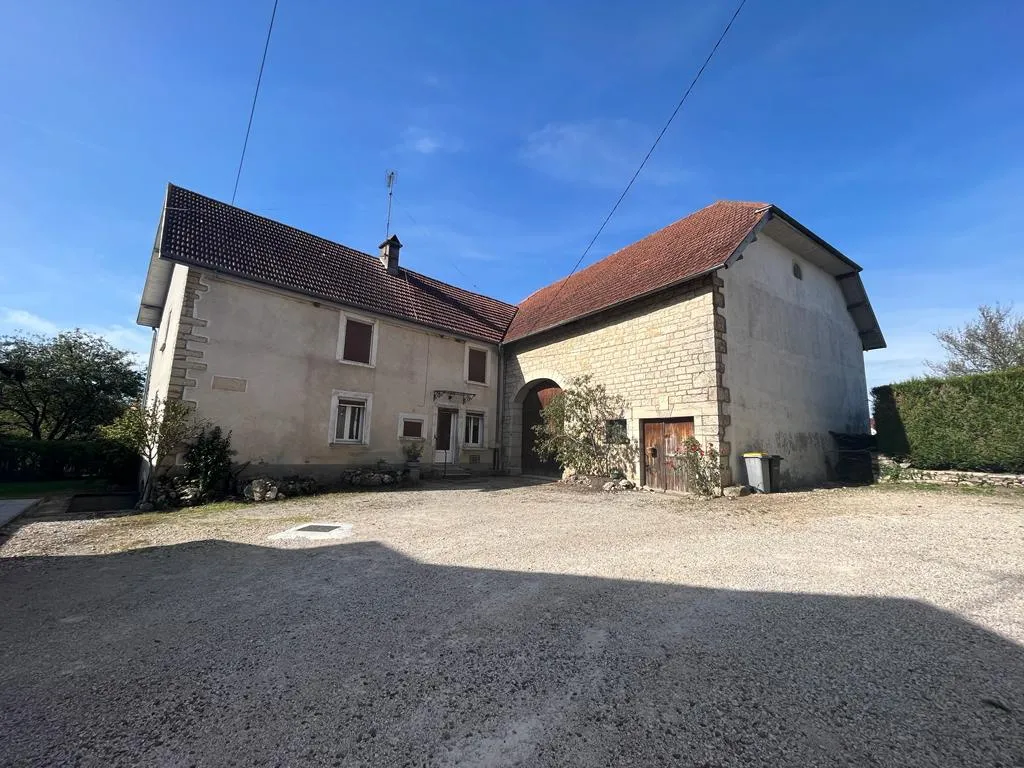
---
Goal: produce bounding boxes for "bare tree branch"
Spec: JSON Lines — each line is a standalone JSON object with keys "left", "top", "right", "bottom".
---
{"left": 927, "top": 303, "right": 1024, "bottom": 377}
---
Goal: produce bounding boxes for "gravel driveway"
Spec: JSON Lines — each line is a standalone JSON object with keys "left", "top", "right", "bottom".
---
{"left": 2, "top": 480, "right": 1022, "bottom": 766}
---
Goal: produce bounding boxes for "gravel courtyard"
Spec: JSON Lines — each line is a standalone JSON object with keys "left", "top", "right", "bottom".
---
{"left": 2, "top": 480, "right": 1022, "bottom": 766}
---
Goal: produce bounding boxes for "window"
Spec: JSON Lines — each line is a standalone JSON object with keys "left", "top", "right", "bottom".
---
{"left": 399, "top": 414, "right": 425, "bottom": 439}
{"left": 338, "top": 313, "right": 376, "bottom": 366}
{"left": 330, "top": 390, "right": 372, "bottom": 444}
{"left": 792, "top": 261, "right": 803, "bottom": 280}
{"left": 605, "top": 419, "right": 628, "bottom": 444}
{"left": 465, "top": 346, "right": 488, "bottom": 385}
{"left": 336, "top": 400, "right": 366, "bottom": 442}
{"left": 464, "top": 412, "right": 484, "bottom": 447}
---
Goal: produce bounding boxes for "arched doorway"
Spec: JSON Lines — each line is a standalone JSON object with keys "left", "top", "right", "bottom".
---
{"left": 520, "top": 379, "right": 562, "bottom": 476}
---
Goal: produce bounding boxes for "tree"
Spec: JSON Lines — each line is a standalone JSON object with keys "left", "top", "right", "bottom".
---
{"left": 101, "top": 397, "right": 197, "bottom": 502}
{"left": 928, "top": 304, "right": 1024, "bottom": 377}
{"left": 532, "top": 375, "right": 639, "bottom": 476}
{"left": 0, "top": 330, "right": 143, "bottom": 440}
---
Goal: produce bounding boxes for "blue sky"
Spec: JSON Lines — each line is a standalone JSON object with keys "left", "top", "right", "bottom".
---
{"left": 1, "top": 0, "right": 1021, "bottom": 392}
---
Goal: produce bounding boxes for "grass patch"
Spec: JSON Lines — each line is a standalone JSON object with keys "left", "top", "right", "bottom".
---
{"left": 870, "top": 481, "right": 1018, "bottom": 497}
{"left": 0, "top": 479, "right": 107, "bottom": 499}
{"left": 188, "top": 500, "right": 249, "bottom": 515}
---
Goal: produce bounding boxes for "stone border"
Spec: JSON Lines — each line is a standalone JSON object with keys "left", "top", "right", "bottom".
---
{"left": 879, "top": 458, "right": 1024, "bottom": 488}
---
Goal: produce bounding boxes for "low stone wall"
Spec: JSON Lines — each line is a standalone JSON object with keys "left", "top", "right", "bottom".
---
{"left": 878, "top": 458, "right": 1024, "bottom": 488}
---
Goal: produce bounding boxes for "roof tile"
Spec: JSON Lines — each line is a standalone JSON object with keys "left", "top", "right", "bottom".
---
{"left": 160, "top": 185, "right": 517, "bottom": 344}
{"left": 504, "top": 201, "right": 768, "bottom": 341}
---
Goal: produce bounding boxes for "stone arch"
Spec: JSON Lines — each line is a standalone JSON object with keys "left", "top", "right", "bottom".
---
{"left": 507, "top": 376, "right": 564, "bottom": 476}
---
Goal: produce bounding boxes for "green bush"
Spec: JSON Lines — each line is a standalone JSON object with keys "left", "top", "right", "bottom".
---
{"left": 181, "top": 426, "right": 238, "bottom": 504}
{"left": 0, "top": 438, "right": 139, "bottom": 483}
{"left": 872, "top": 368, "right": 1024, "bottom": 473}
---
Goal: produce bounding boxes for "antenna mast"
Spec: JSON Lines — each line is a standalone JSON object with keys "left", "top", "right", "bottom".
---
{"left": 385, "top": 170, "right": 396, "bottom": 237}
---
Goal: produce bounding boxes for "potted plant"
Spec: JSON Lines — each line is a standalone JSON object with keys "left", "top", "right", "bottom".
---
{"left": 402, "top": 440, "right": 424, "bottom": 481}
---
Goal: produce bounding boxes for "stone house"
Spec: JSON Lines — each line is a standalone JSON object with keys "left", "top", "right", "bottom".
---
{"left": 139, "top": 185, "right": 515, "bottom": 479}
{"left": 138, "top": 185, "right": 883, "bottom": 488}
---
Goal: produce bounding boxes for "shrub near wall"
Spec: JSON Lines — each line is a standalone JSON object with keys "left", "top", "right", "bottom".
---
{"left": 0, "top": 438, "right": 139, "bottom": 484}
{"left": 872, "top": 368, "right": 1024, "bottom": 473}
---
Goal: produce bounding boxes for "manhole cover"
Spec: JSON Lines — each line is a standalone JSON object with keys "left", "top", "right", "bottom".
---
{"left": 269, "top": 522, "right": 353, "bottom": 542}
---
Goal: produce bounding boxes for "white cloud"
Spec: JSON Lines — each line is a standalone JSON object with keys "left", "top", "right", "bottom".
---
{"left": 0, "top": 308, "right": 59, "bottom": 335}
{"left": 400, "top": 127, "right": 463, "bottom": 155}
{"left": 520, "top": 119, "right": 691, "bottom": 188}
{"left": 0, "top": 308, "right": 152, "bottom": 366}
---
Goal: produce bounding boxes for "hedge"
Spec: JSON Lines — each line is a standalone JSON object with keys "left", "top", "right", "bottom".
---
{"left": 0, "top": 438, "right": 139, "bottom": 484}
{"left": 872, "top": 368, "right": 1024, "bottom": 473}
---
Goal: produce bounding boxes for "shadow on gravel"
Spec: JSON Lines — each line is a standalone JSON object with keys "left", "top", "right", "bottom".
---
{"left": 1, "top": 540, "right": 1021, "bottom": 766}
{"left": 402, "top": 475, "right": 558, "bottom": 493}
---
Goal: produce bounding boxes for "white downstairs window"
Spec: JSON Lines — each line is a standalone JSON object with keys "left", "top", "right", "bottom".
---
{"left": 464, "top": 412, "right": 484, "bottom": 447}
{"left": 330, "top": 390, "right": 372, "bottom": 444}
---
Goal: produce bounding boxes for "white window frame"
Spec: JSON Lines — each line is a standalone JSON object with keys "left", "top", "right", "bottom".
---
{"left": 397, "top": 413, "right": 427, "bottom": 441}
{"left": 328, "top": 390, "right": 373, "bottom": 445}
{"left": 463, "top": 410, "right": 485, "bottom": 448}
{"left": 337, "top": 311, "right": 378, "bottom": 368}
{"left": 464, "top": 344, "right": 490, "bottom": 386}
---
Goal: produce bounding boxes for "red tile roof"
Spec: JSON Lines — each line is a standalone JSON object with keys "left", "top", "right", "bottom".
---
{"left": 504, "top": 201, "right": 769, "bottom": 342}
{"left": 158, "top": 185, "right": 517, "bottom": 344}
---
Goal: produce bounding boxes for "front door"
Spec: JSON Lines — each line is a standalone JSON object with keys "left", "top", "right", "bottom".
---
{"left": 434, "top": 408, "right": 458, "bottom": 464}
{"left": 642, "top": 419, "right": 694, "bottom": 492}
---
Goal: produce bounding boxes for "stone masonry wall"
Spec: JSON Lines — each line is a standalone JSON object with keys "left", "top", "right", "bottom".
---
{"left": 166, "top": 269, "right": 209, "bottom": 405}
{"left": 504, "top": 276, "right": 731, "bottom": 484}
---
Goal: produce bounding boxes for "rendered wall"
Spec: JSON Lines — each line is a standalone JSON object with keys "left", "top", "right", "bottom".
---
{"left": 720, "top": 234, "right": 869, "bottom": 486}
{"left": 168, "top": 271, "right": 499, "bottom": 475}
{"left": 144, "top": 263, "right": 190, "bottom": 405}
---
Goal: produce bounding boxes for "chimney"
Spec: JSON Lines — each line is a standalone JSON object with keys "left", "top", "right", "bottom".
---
{"left": 378, "top": 234, "right": 402, "bottom": 275}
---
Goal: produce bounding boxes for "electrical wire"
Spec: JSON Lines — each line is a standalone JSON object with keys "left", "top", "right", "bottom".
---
{"left": 231, "top": 0, "right": 280, "bottom": 205}
{"left": 528, "top": 0, "right": 748, "bottom": 325}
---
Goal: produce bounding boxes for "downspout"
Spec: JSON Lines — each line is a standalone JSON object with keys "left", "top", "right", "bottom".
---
{"left": 495, "top": 343, "right": 505, "bottom": 473}
{"left": 142, "top": 328, "right": 158, "bottom": 404}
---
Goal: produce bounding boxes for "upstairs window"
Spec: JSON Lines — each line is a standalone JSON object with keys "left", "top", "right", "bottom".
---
{"left": 339, "top": 313, "right": 376, "bottom": 366}
{"left": 466, "top": 346, "right": 488, "bottom": 385}
{"left": 464, "top": 412, "right": 484, "bottom": 447}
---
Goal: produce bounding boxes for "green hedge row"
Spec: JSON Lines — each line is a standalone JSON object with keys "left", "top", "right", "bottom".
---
{"left": 0, "top": 438, "right": 139, "bottom": 483}
{"left": 872, "top": 368, "right": 1024, "bottom": 473}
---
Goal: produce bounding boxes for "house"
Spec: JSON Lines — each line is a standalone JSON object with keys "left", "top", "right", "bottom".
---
{"left": 138, "top": 185, "right": 884, "bottom": 489}
{"left": 139, "top": 185, "right": 515, "bottom": 478}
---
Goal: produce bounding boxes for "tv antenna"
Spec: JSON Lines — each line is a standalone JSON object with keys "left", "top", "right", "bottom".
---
{"left": 385, "top": 170, "right": 397, "bottom": 237}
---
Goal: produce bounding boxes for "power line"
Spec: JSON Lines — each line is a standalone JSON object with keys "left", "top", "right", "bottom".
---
{"left": 231, "top": 0, "right": 280, "bottom": 205}
{"left": 530, "top": 0, "right": 748, "bottom": 322}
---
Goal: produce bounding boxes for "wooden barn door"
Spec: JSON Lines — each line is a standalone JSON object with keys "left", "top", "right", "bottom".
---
{"left": 642, "top": 419, "right": 694, "bottom": 492}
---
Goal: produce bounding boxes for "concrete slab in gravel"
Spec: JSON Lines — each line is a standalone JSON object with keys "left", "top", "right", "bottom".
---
{"left": 0, "top": 499, "right": 37, "bottom": 528}
{"left": 268, "top": 521, "right": 353, "bottom": 541}
{"left": 1, "top": 482, "right": 1022, "bottom": 766}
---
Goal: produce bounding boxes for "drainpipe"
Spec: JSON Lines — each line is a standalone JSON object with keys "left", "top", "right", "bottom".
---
{"left": 495, "top": 344, "right": 505, "bottom": 472}
{"left": 142, "top": 328, "right": 158, "bottom": 403}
